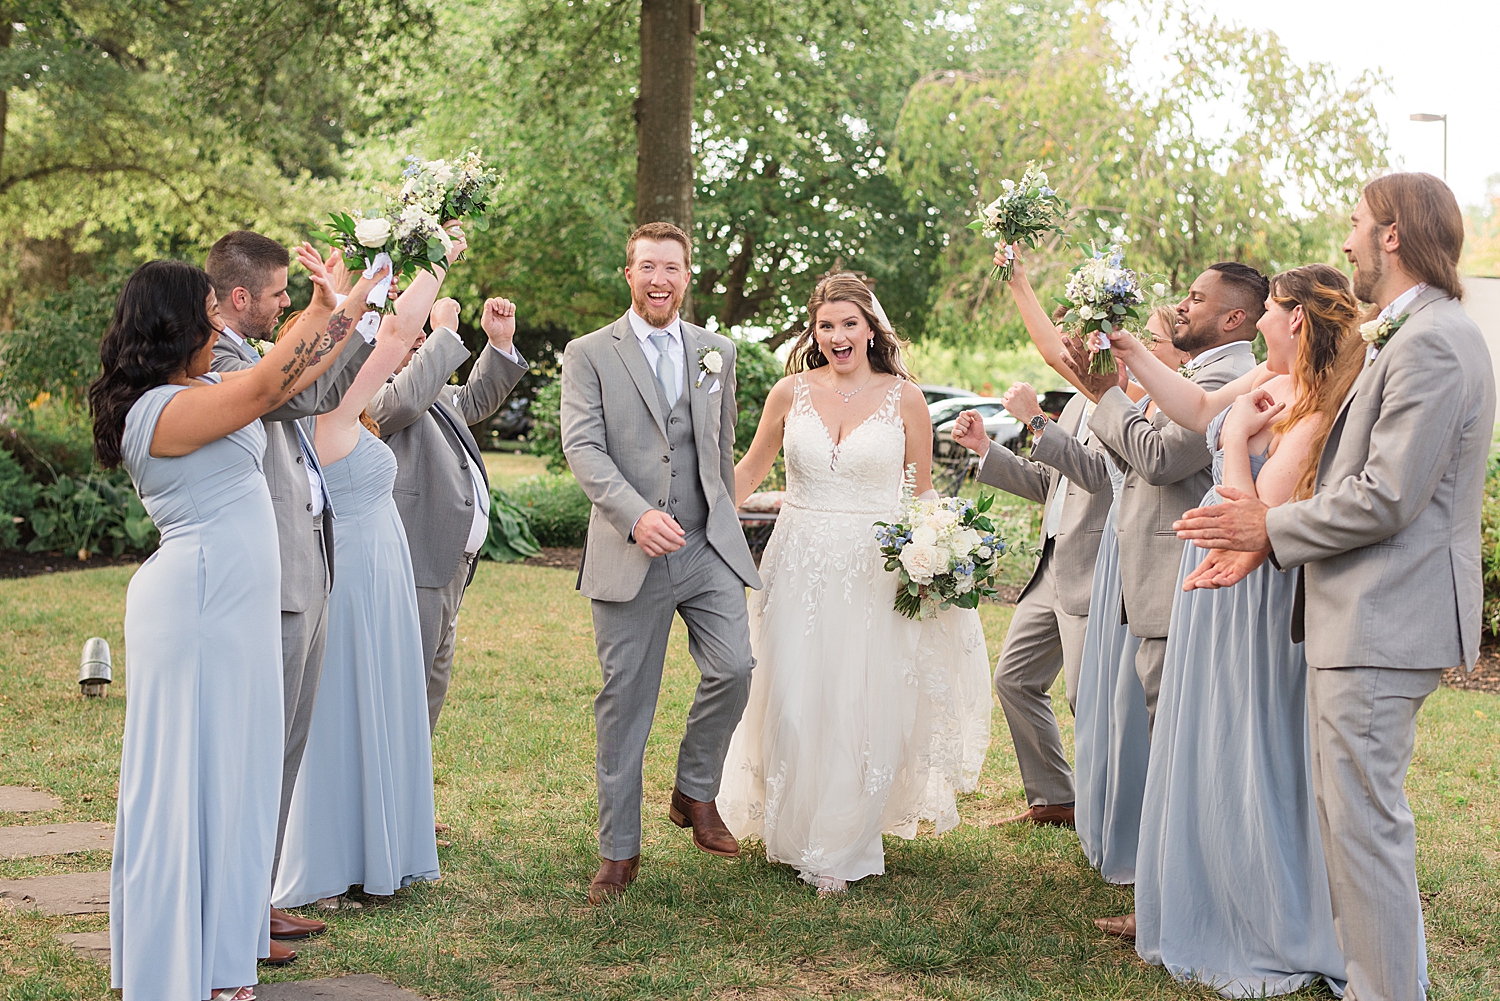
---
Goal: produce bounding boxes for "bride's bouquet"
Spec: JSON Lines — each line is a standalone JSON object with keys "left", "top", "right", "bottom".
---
{"left": 319, "top": 149, "right": 499, "bottom": 305}
{"left": 967, "top": 161, "right": 1069, "bottom": 281}
{"left": 874, "top": 467, "right": 1007, "bottom": 620}
{"left": 1057, "top": 242, "right": 1162, "bottom": 374}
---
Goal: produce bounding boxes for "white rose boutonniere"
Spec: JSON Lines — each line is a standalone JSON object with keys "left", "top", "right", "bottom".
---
{"left": 696, "top": 345, "right": 724, "bottom": 387}
{"left": 247, "top": 338, "right": 273, "bottom": 358}
{"left": 1360, "top": 312, "right": 1409, "bottom": 367}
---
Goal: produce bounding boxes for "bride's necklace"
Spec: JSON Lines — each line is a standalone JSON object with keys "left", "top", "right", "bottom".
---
{"left": 830, "top": 373, "right": 872, "bottom": 403}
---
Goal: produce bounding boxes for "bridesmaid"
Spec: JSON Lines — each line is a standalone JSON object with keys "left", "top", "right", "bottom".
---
{"left": 272, "top": 248, "right": 460, "bottom": 909}
{"left": 1001, "top": 248, "right": 1185, "bottom": 882}
{"left": 91, "top": 251, "right": 384, "bottom": 1001}
{"left": 1097, "top": 264, "right": 1363, "bottom": 995}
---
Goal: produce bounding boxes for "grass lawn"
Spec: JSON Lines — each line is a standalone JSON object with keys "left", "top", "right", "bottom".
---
{"left": 1, "top": 562, "right": 1498, "bottom": 999}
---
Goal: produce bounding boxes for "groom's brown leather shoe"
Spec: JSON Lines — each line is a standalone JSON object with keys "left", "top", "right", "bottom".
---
{"left": 669, "top": 787, "right": 741, "bottom": 857}
{"left": 270, "top": 906, "right": 325, "bottom": 940}
{"left": 993, "top": 804, "right": 1075, "bottom": 829}
{"left": 588, "top": 855, "right": 640, "bottom": 905}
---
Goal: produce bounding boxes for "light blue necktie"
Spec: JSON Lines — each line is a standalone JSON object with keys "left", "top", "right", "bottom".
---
{"left": 649, "top": 331, "right": 679, "bottom": 407}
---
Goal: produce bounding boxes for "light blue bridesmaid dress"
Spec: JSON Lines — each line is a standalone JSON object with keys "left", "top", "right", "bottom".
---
{"left": 1134, "top": 409, "right": 1347, "bottom": 997}
{"left": 273, "top": 429, "right": 439, "bottom": 906}
{"left": 1073, "top": 402, "right": 1150, "bottom": 885}
{"left": 111, "top": 377, "right": 284, "bottom": 1000}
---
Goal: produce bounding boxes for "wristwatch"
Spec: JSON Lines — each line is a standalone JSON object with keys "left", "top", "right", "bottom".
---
{"left": 1028, "top": 414, "right": 1048, "bottom": 436}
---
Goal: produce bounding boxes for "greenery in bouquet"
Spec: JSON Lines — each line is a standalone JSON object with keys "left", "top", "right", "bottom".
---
{"left": 399, "top": 150, "right": 499, "bottom": 230}
{"left": 874, "top": 467, "right": 1008, "bottom": 620}
{"left": 966, "top": 161, "right": 1069, "bottom": 281}
{"left": 1055, "top": 243, "right": 1163, "bottom": 374}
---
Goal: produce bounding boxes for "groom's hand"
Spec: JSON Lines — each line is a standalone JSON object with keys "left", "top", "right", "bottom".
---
{"left": 633, "top": 509, "right": 686, "bottom": 557}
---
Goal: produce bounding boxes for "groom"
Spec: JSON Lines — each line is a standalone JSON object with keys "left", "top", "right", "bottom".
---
{"left": 1175, "top": 172, "right": 1494, "bottom": 1001}
{"left": 560, "top": 222, "right": 761, "bottom": 905}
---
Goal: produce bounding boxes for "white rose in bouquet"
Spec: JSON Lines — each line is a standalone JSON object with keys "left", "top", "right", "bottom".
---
{"left": 430, "top": 160, "right": 454, "bottom": 186}
{"left": 354, "top": 217, "right": 392, "bottom": 248}
{"left": 900, "top": 543, "right": 942, "bottom": 584}
{"left": 951, "top": 527, "right": 982, "bottom": 557}
{"left": 911, "top": 524, "right": 939, "bottom": 547}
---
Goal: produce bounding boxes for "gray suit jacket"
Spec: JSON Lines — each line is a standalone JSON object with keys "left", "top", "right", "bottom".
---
{"left": 1090, "top": 341, "right": 1256, "bottom": 637}
{"left": 1267, "top": 289, "right": 1495, "bottom": 670}
{"left": 212, "top": 332, "right": 374, "bottom": 613}
{"left": 560, "top": 314, "right": 761, "bottom": 602}
{"left": 974, "top": 393, "right": 1114, "bottom": 616}
{"left": 366, "top": 329, "right": 527, "bottom": 589}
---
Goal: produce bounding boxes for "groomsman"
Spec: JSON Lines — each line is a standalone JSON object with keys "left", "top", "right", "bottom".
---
{"left": 207, "top": 230, "right": 375, "bottom": 950}
{"left": 366, "top": 294, "right": 527, "bottom": 733}
{"left": 1175, "top": 172, "right": 1493, "bottom": 1001}
{"left": 952, "top": 383, "right": 1113, "bottom": 827}
{"left": 1071, "top": 262, "right": 1263, "bottom": 728}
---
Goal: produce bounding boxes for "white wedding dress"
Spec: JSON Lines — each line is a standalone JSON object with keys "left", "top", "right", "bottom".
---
{"left": 719, "top": 375, "right": 992, "bottom": 886}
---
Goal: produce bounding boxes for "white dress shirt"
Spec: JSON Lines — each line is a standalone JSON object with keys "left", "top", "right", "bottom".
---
{"left": 1184, "top": 340, "right": 1238, "bottom": 372}
{"left": 627, "top": 308, "right": 685, "bottom": 402}
{"left": 1042, "top": 401, "right": 1093, "bottom": 538}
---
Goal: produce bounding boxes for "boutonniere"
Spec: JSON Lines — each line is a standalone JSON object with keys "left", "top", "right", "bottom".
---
{"left": 247, "top": 338, "right": 273, "bottom": 358}
{"left": 1359, "top": 312, "right": 1409, "bottom": 367}
{"left": 696, "top": 345, "right": 724, "bottom": 388}
{"left": 1178, "top": 362, "right": 1200, "bottom": 379}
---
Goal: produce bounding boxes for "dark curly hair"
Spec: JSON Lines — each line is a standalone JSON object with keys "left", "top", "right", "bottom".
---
{"left": 89, "top": 260, "right": 219, "bottom": 469}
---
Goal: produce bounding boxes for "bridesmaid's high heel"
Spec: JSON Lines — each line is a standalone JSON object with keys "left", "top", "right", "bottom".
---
{"left": 212, "top": 988, "right": 255, "bottom": 1000}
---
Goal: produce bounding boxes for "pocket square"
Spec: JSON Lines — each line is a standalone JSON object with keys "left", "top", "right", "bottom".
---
{"left": 708, "top": 379, "right": 722, "bottom": 394}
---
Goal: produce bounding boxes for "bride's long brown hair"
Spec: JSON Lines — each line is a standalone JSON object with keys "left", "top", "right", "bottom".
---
{"left": 1266, "top": 263, "right": 1363, "bottom": 500}
{"left": 785, "top": 272, "right": 911, "bottom": 379}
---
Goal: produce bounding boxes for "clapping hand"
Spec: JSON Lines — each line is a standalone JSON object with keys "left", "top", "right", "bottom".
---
{"left": 1182, "top": 547, "right": 1270, "bottom": 590}
{"left": 324, "top": 247, "right": 352, "bottom": 297}
{"left": 1062, "top": 333, "right": 1128, "bottom": 401}
{"left": 481, "top": 297, "right": 516, "bottom": 352}
{"left": 294, "top": 243, "right": 339, "bottom": 311}
{"left": 951, "top": 410, "right": 990, "bottom": 456}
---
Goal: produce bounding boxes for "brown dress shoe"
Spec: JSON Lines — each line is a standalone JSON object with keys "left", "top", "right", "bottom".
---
{"left": 1095, "top": 912, "right": 1136, "bottom": 939}
{"left": 992, "top": 804, "right": 1075, "bottom": 828}
{"left": 669, "top": 787, "right": 741, "bottom": 858}
{"left": 588, "top": 855, "right": 640, "bottom": 905}
{"left": 259, "top": 939, "right": 298, "bottom": 966}
{"left": 270, "top": 906, "right": 326, "bottom": 940}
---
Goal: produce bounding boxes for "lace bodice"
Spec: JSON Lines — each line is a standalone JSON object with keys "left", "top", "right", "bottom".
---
{"left": 782, "top": 375, "right": 907, "bottom": 515}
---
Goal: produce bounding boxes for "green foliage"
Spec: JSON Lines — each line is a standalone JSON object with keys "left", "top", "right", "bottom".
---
{"left": 27, "top": 469, "right": 157, "bottom": 557}
{"left": 480, "top": 487, "right": 542, "bottom": 563}
{"left": 526, "top": 380, "right": 567, "bottom": 474}
{"left": 506, "top": 473, "right": 591, "bottom": 548}
{"left": 0, "top": 446, "right": 38, "bottom": 549}
{"left": 0, "top": 399, "right": 96, "bottom": 479}
{"left": 0, "top": 269, "right": 125, "bottom": 409}
{"left": 1482, "top": 466, "right": 1500, "bottom": 637}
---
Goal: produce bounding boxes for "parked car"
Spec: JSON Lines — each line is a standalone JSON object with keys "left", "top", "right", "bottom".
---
{"left": 920, "top": 384, "right": 973, "bottom": 406}
{"left": 931, "top": 397, "right": 1022, "bottom": 450}
{"left": 484, "top": 394, "right": 533, "bottom": 443}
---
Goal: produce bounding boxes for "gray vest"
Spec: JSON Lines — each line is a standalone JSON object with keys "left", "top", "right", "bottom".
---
{"left": 656, "top": 356, "right": 709, "bottom": 533}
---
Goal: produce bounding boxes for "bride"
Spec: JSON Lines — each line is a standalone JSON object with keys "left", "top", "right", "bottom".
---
{"left": 719, "top": 272, "right": 991, "bottom": 896}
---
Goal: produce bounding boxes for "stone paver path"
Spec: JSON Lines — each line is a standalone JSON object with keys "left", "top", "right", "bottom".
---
{"left": 258, "top": 975, "right": 428, "bottom": 1000}
{"left": 0, "top": 871, "right": 110, "bottom": 914}
{"left": 55, "top": 931, "right": 110, "bottom": 962}
{"left": 0, "top": 822, "right": 113, "bottom": 860}
{"left": 0, "top": 786, "right": 62, "bottom": 813}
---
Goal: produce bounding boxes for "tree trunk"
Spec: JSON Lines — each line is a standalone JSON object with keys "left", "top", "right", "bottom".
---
{"left": 636, "top": 0, "right": 698, "bottom": 318}
{"left": 0, "top": 17, "right": 13, "bottom": 182}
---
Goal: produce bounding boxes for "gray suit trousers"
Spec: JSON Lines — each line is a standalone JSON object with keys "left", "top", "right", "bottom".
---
{"left": 1135, "top": 636, "right": 1167, "bottom": 734}
{"left": 590, "top": 531, "right": 755, "bottom": 860}
{"left": 271, "top": 519, "right": 331, "bottom": 879}
{"left": 993, "top": 544, "right": 1087, "bottom": 807}
{"left": 417, "top": 559, "right": 471, "bottom": 734}
{"left": 1307, "top": 666, "right": 1440, "bottom": 1001}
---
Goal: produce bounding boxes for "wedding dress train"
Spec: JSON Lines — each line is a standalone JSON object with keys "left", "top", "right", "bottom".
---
{"left": 719, "top": 376, "right": 991, "bottom": 886}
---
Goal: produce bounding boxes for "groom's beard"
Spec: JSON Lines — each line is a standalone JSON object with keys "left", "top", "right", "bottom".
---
{"left": 633, "top": 287, "right": 684, "bottom": 328}
{"left": 1350, "top": 231, "right": 1383, "bottom": 304}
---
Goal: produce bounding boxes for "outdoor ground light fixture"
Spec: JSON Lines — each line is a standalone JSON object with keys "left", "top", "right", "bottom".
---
{"left": 79, "top": 638, "right": 112, "bottom": 697}
{"left": 1409, "top": 113, "right": 1447, "bottom": 181}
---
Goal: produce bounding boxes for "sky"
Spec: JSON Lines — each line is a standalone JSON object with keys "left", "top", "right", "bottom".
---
{"left": 1123, "top": 0, "right": 1500, "bottom": 209}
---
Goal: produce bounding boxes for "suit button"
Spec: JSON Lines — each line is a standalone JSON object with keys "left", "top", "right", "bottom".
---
{"left": 671, "top": 417, "right": 679, "bottom": 424}
{"left": 465, "top": 499, "right": 473, "bottom": 507}
{"left": 460, "top": 460, "right": 468, "bottom": 468}
{"left": 658, "top": 499, "right": 665, "bottom": 506}
{"left": 671, "top": 471, "right": 677, "bottom": 477}
{"left": 662, "top": 455, "right": 670, "bottom": 463}
{"left": 296, "top": 455, "right": 304, "bottom": 464}
{"left": 306, "top": 503, "right": 313, "bottom": 511}
{"left": 669, "top": 445, "right": 675, "bottom": 451}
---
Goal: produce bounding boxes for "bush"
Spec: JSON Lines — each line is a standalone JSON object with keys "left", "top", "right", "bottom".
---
{"left": 508, "top": 473, "right": 591, "bottom": 548}
{"left": 0, "top": 268, "right": 126, "bottom": 410}
{"left": 527, "top": 380, "right": 566, "bottom": 474}
{"left": 0, "top": 448, "right": 39, "bottom": 550}
{"left": 481, "top": 487, "right": 542, "bottom": 562}
{"left": 28, "top": 470, "right": 158, "bottom": 558}
{"left": 0, "top": 397, "right": 96, "bottom": 480}
{"left": 1482, "top": 466, "right": 1500, "bottom": 638}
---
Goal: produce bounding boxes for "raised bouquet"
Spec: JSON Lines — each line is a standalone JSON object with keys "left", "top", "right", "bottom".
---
{"left": 874, "top": 467, "right": 1007, "bottom": 620}
{"left": 1057, "top": 243, "right": 1161, "bottom": 374}
{"left": 320, "top": 149, "right": 499, "bottom": 299}
{"left": 966, "top": 160, "right": 1069, "bottom": 281}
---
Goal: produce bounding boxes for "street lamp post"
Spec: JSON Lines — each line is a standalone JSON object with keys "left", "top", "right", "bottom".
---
{"left": 1410, "top": 113, "right": 1447, "bottom": 181}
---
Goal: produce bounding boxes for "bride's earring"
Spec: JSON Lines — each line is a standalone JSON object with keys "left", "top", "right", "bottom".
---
{"left": 868, "top": 338, "right": 874, "bottom": 349}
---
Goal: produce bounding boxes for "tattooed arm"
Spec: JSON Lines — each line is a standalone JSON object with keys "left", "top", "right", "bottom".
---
{"left": 148, "top": 246, "right": 392, "bottom": 458}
